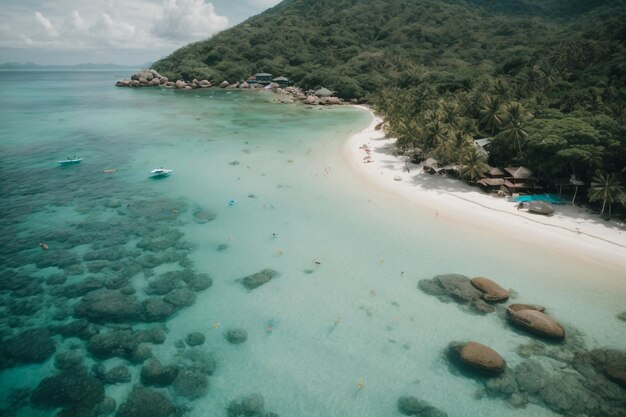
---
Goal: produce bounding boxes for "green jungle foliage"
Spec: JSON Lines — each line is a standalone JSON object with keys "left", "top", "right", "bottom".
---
{"left": 154, "top": 0, "right": 626, "bottom": 214}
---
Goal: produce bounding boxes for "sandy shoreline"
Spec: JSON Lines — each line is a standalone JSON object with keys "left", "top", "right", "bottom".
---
{"left": 343, "top": 106, "right": 626, "bottom": 270}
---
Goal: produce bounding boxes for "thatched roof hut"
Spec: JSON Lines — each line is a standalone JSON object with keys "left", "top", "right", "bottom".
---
{"left": 504, "top": 166, "right": 533, "bottom": 179}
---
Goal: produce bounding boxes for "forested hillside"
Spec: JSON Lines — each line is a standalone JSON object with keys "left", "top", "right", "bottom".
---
{"left": 153, "top": 0, "right": 626, "bottom": 215}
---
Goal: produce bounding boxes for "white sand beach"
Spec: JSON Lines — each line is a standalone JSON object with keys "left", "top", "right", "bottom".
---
{"left": 344, "top": 107, "right": 626, "bottom": 270}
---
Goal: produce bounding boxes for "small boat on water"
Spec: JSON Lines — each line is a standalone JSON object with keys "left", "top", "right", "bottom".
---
{"left": 58, "top": 157, "right": 83, "bottom": 165}
{"left": 150, "top": 168, "right": 173, "bottom": 177}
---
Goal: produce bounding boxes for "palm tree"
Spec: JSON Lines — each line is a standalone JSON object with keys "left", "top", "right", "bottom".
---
{"left": 461, "top": 146, "right": 489, "bottom": 184}
{"left": 588, "top": 170, "right": 626, "bottom": 218}
{"left": 479, "top": 95, "right": 504, "bottom": 134}
{"left": 501, "top": 102, "right": 531, "bottom": 154}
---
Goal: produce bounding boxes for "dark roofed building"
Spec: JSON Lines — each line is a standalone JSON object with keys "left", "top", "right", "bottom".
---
{"left": 273, "top": 76, "right": 289, "bottom": 87}
{"left": 253, "top": 73, "right": 272, "bottom": 85}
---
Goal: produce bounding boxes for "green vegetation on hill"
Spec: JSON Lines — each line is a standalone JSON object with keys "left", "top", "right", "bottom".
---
{"left": 154, "top": 0, "right": 626, "bottom": 215}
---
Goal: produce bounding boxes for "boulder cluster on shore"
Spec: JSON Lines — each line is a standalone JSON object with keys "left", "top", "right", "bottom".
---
{"left": 115, "top": 69, "right": 347, "bottom": 106}
{"left": 413, "top": 273, "right": 626, "bottom": 416}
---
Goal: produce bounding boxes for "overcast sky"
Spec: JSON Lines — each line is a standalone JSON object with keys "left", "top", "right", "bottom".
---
{"left": 0, "top": 0, "right": 282, "bottom": 65}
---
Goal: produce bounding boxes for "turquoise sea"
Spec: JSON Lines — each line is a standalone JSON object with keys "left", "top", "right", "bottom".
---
{"left": 0, "top": 71, "right": 625, "bottom": 417}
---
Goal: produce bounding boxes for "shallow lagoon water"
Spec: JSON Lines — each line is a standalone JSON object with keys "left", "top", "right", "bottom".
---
{"left": 0, "top": 71, "right": 625, "bottom": 417}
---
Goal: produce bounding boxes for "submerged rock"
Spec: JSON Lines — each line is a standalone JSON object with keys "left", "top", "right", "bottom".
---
{"left": 140, "top": 359, "right": 179, "bottom": 387}
{"left": 418, "top": 274, "right": 493, "bottom": 314}
{"left": 185, "top": 332, "right": 205, "bottom": 346}
{"left": 177, "top": 348, "right": 217, "bottom": 375}
{"left": 449, "top": 341, "right": 506, "bottom": 375}
{"left": 117, "top": 387, "right": 177, "bottom": 417}
{"left": 241, "top": 269, "right": 278, "bottom": 289}
{"left": 226, "top": 328, "right": 248, "bottom": 344}
{"left": 54, "top": 351, "right": 84, "bottom": 370}
{"left": 74, "top": 290, "right": 142, "bottom": 323}
{"left": 104, "top": 365, "right": 131, "bottom": 384}
{"left": 87, "top": 328, "right": 165, "bottom": 361}
{"left": 470, "top": 277, "right": 509, "bottom": 302}
{"left": 192, "top": 209, "right": 217, "bottom": 224}
{"left": 172, "top": 369, "right": 208, "bottom": 398}
{"left": 1, "top": 328, "right": 56, "bottom": 367}
{"left": 31, "top": 368, "right": 105, "bottom": 416}
{"left": 397, "top": 395, "right": 448, "bottom": 416}
{"left": 227, "top": 394, "right": 266, "bottom": 417}
{"left": 507, "top": 309, "right": 565, "bottom": 340}
{"left": 141, "top": 298, "right": 179, "bottom": 322}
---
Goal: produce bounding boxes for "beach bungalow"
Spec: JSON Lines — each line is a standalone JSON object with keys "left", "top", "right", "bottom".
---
{"left": 253, "top": 73, "right": 272, "bottom": 85}
{"left": 502, "top": 166, "right": 542, "bottom": 195}
{"left": 477, "top": 167, "right": 505, "bottom": 193}
{"left": 273, "top": 76, "right": 290, "bottom": 87}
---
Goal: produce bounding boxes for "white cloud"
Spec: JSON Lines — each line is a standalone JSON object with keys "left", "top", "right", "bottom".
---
{"left": 35, "top": 11, "right": 58, "bottom": 37}
{"left": 153, "top": 0, "right": 229, "bottom": 41}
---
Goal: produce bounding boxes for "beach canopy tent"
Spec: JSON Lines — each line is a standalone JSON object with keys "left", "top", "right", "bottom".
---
{"left": 527, "top": 201, "right": 554, "bottom": 215}
{"left": 315, "top": 87, "right": 334, "bottom": 97}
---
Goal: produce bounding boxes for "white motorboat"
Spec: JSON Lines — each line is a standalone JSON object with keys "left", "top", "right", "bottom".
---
{"left": 58, "top": 157, "right": 83, "bottom": 165}
{"left": 150, "top": 168, "right": 173, "bottom": 177}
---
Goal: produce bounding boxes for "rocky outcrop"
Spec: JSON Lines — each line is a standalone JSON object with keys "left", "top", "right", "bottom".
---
{"left": 507, "top": 308, "right": 565, "bottom": 340}
{"left": 481, "top": 347, "right": 626, "bottom": 417}
{"left": 418, "top": 274, "right": 494, "bottom": 314}
{"left": 397, "top": 395, "right": 448, "bottom": 416}
{"left": 449, "top": 341, "right": 506, "bottom": 375}
{"left": 470, "top": 277, "right": 509, "bottom": 302}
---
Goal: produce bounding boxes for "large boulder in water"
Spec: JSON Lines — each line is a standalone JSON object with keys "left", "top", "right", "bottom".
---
{"left": 1, "top": 328, "right": 56, "bottom": 367}
{"left": 436, "top": 274, "right": 484, "bottom": 301}
{"left": 418, "top": 274, "right": 493, "bottom": 314}
{"left": 470, "top": 277, "right": 509, "bottom": 302}
{"left": 131, "top": 70, "right": 154, "bottom": 81}
{"left": 117, "top": 387, "right": 177, "bottom": 417}
{"left": 397, "top": 395, "right": 448, "bottom": 416}
{"left": 449, "top": 341, "right": 506, "bottom": 375}
{"left": 508, "top": 303, "right": 545, "bottom": 313}
{"left": 507, "top": 308, "right": 565, "bottom": 340}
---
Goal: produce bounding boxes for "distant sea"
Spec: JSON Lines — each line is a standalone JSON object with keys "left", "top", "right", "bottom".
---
{"left": 0, "top": 70, "right": 624, "bottom": 417}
